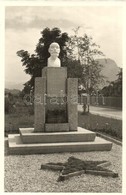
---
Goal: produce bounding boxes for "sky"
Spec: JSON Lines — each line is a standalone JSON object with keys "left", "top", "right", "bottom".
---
{"left": 5, "top": 5, "right": 123, "bottom": 86}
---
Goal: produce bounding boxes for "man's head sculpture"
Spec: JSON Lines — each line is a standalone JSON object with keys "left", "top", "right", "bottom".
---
{"left": 47, "top": 42, "right": 61, "bottom": 67}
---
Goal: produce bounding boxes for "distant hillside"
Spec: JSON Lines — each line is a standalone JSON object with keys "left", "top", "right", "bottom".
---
{"left": 97, "top": 58, "right": 120, "bottom": 82}
{"left": 95, "top": 58, "right": 120, "bottom": 89}
{"left": 5, "top": 58, "right": 120, "bottom": 90}
{"left": 5, "top": 88, "right": 21, "bottom": 95}
{"left": 5, "top": 81, "right": 24, "bottom": 90}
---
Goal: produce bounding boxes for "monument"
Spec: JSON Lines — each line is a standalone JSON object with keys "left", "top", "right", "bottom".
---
{"left": 34, "top": 42, "right": 78, "bottom": 133}
{"left": 47, "top": 42, "right": 61, "bottom": 67}
{"left": 8, "top": 42, "right": 112, "bottom": 154}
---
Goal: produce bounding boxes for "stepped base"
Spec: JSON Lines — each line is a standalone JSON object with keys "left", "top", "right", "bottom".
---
{"left": 19, "top": 127, "right": 96, "bottom": 143}
{"left": 45, "top": 123, "right": 69, "bottom": 132}
{"left": 8, "top": 134, "right": 112, "bottom": 155}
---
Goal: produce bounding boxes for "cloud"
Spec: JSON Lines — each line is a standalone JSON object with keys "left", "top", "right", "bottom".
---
{"left": 6, "top": 17, "right": 76, "bottom": 31}
{"left": 5, "top": 6, "right": 76, "bottom": 31}
{"left": 5, "top": 6, "right": 123, "bottom": 84}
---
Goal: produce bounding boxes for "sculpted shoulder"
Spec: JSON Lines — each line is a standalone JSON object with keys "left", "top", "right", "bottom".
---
{"left": 48, "top": 57, "right": 61, "bottom": 67}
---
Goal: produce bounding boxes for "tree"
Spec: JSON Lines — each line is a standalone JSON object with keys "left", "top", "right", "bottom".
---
{"left": 101, "top": 68, "right": 122, "bottom": 97}
{"left": 67, "top": 27, "right": 105, "bottom": 93}
{"left": 17, "top": 26, "right": 104, "bottom": 97}
{"left": 5, "top": 92, "right": 14, "bottom": 114}
{"left": 64, "top": 59, "right": 83, "bottom": 83}
{"left": 116, "top": 68, "right": 122, "bottom": 84}
{"left": 17, "top": 27, "right": 70, "bottom": 91}
{"left": 67, "top": 27, "right": 105, "bottom": 112}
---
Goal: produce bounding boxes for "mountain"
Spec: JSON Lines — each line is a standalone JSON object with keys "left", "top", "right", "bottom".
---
{"left": 5, "top": 81, "right": 24, "bottom": 90}
{"left": 97, "top": 58, "right": 120, "bottom": 82}
{"left": 5, "top": 58, "right": 120, "bottom": 90}
{"left": 5, "top": 88, "right": 21, "bottom": 95}
{"left": 96, "top": 58, "right": 120, "bottom": 89}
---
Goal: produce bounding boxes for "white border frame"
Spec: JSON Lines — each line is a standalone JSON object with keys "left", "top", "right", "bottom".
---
{"left": 1, "top": 1, "right": 126, "bottom": 195}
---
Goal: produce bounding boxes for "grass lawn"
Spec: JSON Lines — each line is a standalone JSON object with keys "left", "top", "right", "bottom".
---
{"left": 5, "top": 113, "right": 34, "bottom": 136}
{"left": 78, "top": 112, "right": 122, "bottom": 141}
{"left": 5, "top": 108, "right": 122, "bottom": 141}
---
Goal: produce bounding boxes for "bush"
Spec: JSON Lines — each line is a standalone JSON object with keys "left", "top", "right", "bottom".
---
{"left": 28, "top": 105, "right": 34, "bottom": 115}
{"left": 5, "top": 97, "right": 13, "bottom": 114}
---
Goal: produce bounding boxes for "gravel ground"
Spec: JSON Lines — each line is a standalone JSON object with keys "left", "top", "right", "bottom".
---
{"left": 4, "top": 143, "right": 122, "bottom": 193}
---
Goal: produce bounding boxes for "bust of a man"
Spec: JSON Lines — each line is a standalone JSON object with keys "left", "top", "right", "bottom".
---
{"left": 47, "top": 42, "right": 61, "bottom": 67}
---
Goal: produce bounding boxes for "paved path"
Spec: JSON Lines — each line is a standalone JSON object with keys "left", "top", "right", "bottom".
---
{"left": 78, "top": 105, "right": 122, "bottom": 120}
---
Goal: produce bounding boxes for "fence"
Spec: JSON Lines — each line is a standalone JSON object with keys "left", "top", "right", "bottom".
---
{"left": 78, "top": 95, "right": 122, "bottom": 109}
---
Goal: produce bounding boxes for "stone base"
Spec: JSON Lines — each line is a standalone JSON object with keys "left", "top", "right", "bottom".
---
{"left": 45, "top": 123, "right": 69, "bottom": 132}
{"left": 7, "top": 127, "right": 112, "bottom": 155}
{"left": 19, "top": 127, "right": 95, "bottom": 143}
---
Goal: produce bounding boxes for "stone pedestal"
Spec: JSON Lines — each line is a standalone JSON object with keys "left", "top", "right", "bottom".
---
{"left": 67, "top": 78, "right": 78, "bottom": 131}
{"left": 34, "top": 77, "right": 46, "bottom": 132}
{"left": 34, "top": 67, "right": 78, "bottom": 132}
{"left": 7, "top": 66, "right": 113, "bottom": 155}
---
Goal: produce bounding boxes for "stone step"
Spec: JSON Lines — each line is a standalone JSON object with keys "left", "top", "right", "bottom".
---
{"left": 19, "top": 127, "right": 96, "bottom": 144}
{"left": 45, "top": 123, "right": 69, "bottom": 132}
{"left": 8, "top": 134, "right": 112, "bottom": 155}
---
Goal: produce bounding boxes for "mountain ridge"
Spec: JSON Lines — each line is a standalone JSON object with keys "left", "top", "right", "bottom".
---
{"left": 5, "top": 81, "right": 24, "bottom": 90}
{"left": 5, "top": 58, "right": 120, "bottom": 90}
{"left": 97, "top": 58, "right": 120, "bottom": 82}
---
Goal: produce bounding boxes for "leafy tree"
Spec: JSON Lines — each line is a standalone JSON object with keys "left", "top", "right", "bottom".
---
{"left": 5, "top": 92, "right": 14, "bottom": 113}
{"left": 68, "top": 27, "right": 105, "bottom": 93}
{"left": 62, "top": 59, "right": 83, "bottom": 84}
{"left": 101, "top": 68, "right": 122, "bottom": 97}
{"left": 17, "top": 27, "right": 70, "bottom": 91}
{"left": 17, "top": 26, "right": 104, "bottom": 95}
{"left": 19, "top": 83, "right": 31, "bottom": 98}
{"left": 116, "top": 68, "right": 122, "bottom": 84}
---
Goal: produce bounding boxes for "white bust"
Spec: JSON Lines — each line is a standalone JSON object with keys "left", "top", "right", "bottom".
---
{"left": 47, "top": 42, "right": 61, "bottom": 67}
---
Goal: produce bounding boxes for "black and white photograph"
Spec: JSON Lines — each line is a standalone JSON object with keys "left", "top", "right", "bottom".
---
{"left": 2, "top": 1, "right": 125, "bottom": 193}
